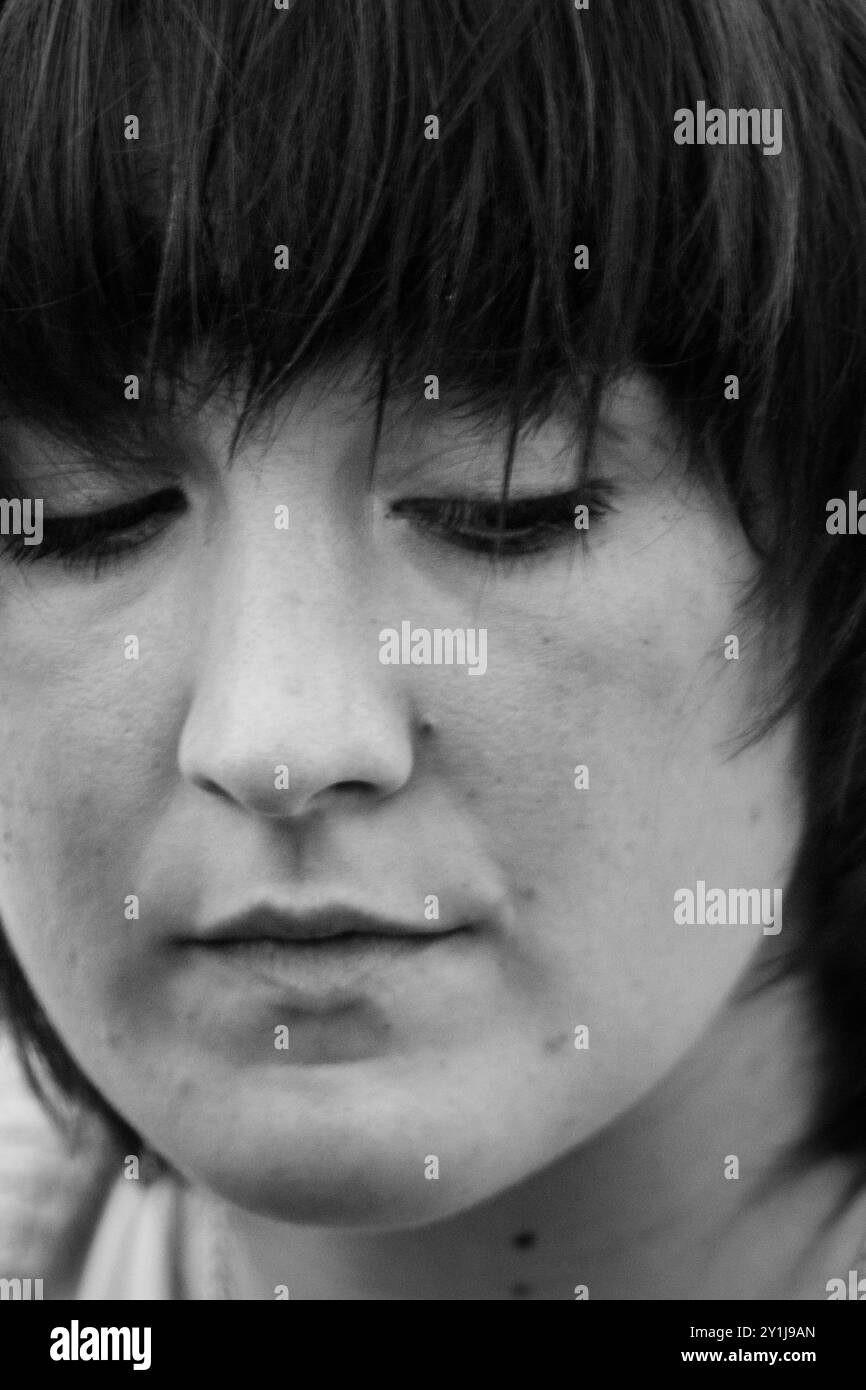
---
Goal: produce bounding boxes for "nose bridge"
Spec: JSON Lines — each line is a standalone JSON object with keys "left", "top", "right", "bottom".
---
{"left": 212, "top": 498, "right": 357, "bottom": 681}
{"left": 177, "top": 501, "right": 414, "bottom": 814}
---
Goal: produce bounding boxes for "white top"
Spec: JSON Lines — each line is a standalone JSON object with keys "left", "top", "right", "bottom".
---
{"left": 75, "top": 1176, "right": 180, "bottom": 1299}
{"left": 0, "top": 1034, "right": 213, "bottom": 1299}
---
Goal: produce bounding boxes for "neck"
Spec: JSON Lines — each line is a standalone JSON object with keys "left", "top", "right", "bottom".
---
{"left": 201, "top": 976, "right": 866, "bottom": 1300}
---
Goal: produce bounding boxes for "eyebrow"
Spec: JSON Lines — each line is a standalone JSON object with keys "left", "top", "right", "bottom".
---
{"left": 370, "top": 403, "right": 631, "bottom": 483}
{"left": 0, "top": 412, "right": 203, "bottom": 489}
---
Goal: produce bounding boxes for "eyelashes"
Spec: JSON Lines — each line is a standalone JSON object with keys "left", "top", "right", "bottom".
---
{"left": 389, "top": 485, "right": 617, "bottom": 562}
{"left": 0, "top": 488, "right": 186, "bottom": 577}
{"left": 0, "top": 482, "right": 616, "bottom": 579}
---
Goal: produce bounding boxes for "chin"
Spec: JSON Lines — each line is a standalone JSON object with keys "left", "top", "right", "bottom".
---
{"left": 176, "top": 1129, "right": 503, "bottom": 1231}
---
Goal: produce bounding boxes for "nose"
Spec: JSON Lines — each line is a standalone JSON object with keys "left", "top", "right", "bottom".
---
{"left": 176, "top": 516, "right": 416, "bottom": 820}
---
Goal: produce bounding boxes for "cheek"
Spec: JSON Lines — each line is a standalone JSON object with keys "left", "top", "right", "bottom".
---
{"left": 0, "top": 638, "right": 180, "bottom": 995}
{"left": 427, "top": 543, "right": 800, "bottom": 1058}
{"left": 431, "top": 538, "right": 744, "bottom": 838}
{"left": 0, "top": 574, "right": 192, "bottom": 829}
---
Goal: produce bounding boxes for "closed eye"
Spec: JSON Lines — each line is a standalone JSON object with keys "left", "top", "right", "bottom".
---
{"left": 388, "top": 485, "right": 617, "bottom": 561}
{"left": 0, "top": 487, "right": 186, "bottom": 577}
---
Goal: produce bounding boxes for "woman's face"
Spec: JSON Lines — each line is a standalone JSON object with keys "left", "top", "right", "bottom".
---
{"left": 0, "top": 366, "right": 802, "bottom": 1225}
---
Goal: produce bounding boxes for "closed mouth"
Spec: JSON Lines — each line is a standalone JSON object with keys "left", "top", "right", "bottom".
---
{"left": 183, "top": 903, "right": 467, "bottom": 947}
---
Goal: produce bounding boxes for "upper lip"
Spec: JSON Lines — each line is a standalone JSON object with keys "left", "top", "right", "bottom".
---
{"left": 187, "top": 904, "right": 458, "bottom": 945}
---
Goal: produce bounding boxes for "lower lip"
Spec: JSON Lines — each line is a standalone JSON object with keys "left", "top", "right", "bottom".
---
{"left": 179, "top": 932, "right": 466, "bottom": 1010}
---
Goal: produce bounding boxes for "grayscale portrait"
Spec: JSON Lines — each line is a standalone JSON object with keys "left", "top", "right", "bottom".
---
{"left": 0, "top": 0, "right": 865, "bottom": 1308}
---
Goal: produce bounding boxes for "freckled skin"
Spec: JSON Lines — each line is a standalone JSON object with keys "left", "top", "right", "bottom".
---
{"left": 0, "top": 370, "right": 802, "bottom": 1229}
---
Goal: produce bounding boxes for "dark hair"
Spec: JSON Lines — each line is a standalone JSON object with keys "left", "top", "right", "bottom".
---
{"left": 0, "top": 0, "right": 865, "bottom": 1176}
